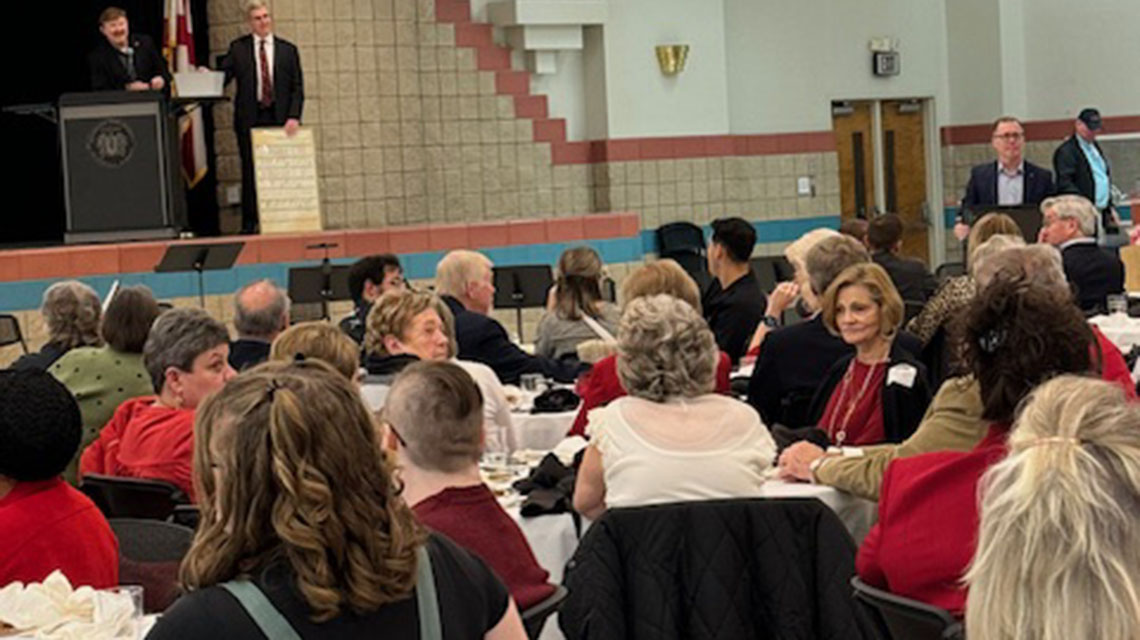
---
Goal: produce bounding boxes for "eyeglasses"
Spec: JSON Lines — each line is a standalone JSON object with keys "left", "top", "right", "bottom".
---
{"left": 993, "top": 132, "right": 1024, "bottom": 141}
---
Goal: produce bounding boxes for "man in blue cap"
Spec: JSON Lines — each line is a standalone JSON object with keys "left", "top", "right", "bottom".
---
{"left": 1053, "top": 108, "right": 1118, "bottom": 235}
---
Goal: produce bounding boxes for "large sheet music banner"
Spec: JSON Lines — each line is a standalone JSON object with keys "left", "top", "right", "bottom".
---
{"left": 252, "top": 127, "right": 322, "bottom": 233}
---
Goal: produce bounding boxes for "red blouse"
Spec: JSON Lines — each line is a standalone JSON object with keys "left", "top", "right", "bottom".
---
{"left": 0, "top": 478, "right": 119, "bottom": 589}
{"left": 817, "top": 359, "right": 888, "bottom": 446}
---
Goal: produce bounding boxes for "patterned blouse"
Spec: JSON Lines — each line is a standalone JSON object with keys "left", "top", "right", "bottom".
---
{"left": 905, "top": 275, "right": 977, "bottom": 345}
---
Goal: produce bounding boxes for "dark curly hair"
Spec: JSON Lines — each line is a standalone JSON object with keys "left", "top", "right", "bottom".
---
{"left": 0, "top": 370, "right": 82, "bottom": 481}
{"left": 962, "top": 275, "right": 1093, "bottom": 423}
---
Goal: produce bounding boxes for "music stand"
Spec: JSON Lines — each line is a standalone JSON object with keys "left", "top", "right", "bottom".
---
{"left": 288, "top": 265, "right": 352, "bottom": 321}
{"left": 493, "top": 265, "right": 554, "bottom": 342}
{"left": 155, "top": 242, "right": 244, "bottom": 307}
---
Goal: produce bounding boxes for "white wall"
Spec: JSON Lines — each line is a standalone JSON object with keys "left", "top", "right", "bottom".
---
{"left": 530, "top": 51, "right": 591, "bottom": 141}
{"left": 943, "top": 0, "right": 1003, "bottom": 125}
{"left": 600, "top": 0, "right": 731, "bottom": 138}
{"left": 723, "top": 0, "right": 950, "bottom": 134}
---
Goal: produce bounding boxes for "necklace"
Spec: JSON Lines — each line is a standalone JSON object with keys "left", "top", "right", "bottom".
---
{"left": 826, "top": 358, "right": 885, "bottom": 446}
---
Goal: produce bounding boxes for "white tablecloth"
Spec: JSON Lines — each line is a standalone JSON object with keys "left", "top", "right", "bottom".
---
{"left": 1089, "top": 314, "right": 1140, "bottom": 353}
{"left": 510, "top": 411, "right": 576, "bottom": 451}
{"left": 507, "top": 505, "right": 578, "bottom": 640}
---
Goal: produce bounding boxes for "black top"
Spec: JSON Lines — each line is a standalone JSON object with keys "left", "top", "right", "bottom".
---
{"left": 364, "top": 352, "right": 419, "bottom": 378}
{"left": 871, "top": 251, "right": 938, "bottom": 304}
{"left": 1061, "top": 240, "right": 1125, "bottom": 314}
{"left": 8, "top": 342, "right": 67, "bottom": 373}
{"left": 228, "top": 339, "right": 272, "bottom": 372}
{"left": 339, "top": 303, "right": 371, "bottom": 345}
{"left": 701, "top": 271, "right": 767, "bottom": 366}
{"left": 146, "top": 534, "right": 509, "bottom": 640}
{"left": 442, "top": 296, "right": 585, "bottom": 385}
{"left": 959, "top": 160, "right": 1055, "bottom": 223}
{"left": 88, "top": 34, "right": 170, "bottom": 93}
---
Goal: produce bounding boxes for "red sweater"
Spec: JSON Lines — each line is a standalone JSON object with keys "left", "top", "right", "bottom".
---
{"left": 80, "top": 396, "right": 198, "bottom": 501}
{"left": 857, "top": 425, "right": 1009, "bottom": 615}
{"left": 569, "top": 351, "right": 733, "bottom": 437}
{"left": 1091, "top": 326, "right": 1137, "bottom": 399}
{"left": 0, "top": 478, "right": 119, "bottom": 589}
{"left": 413, "top": 484, "right": 555, "bottom": 610}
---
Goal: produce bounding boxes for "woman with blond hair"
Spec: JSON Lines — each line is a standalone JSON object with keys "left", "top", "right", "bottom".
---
{"left": 269, "top": 321, "right": 362, "bottom": 383}
{"left": 965, "top": 375, "right": 1140, "bottom": 640}
{"left": 146, "top": 360, "right": 526, "bottom": 639}
{"left": 535, "top": 246, "right": 619, "bottom": 361}
{"left": 11, "top": 280, "right": 102, "bottom": 372}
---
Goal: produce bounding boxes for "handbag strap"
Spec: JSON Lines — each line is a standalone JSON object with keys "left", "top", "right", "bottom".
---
{"left": 580, "top": 312, "right": 616, "bottom": 343}
{"left": 218, "top": 544, "right": 440, "bottom": 640}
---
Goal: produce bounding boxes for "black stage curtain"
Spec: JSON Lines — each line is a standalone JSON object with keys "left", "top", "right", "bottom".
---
{"left": 1, "top": 1, "right": 219, "bottom": 246}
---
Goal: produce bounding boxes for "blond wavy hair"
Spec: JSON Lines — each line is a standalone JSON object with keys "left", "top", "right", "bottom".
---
{"left": 269, "top": 321, "right": 360, "bottom": 381}
{"left": 965, "top": 375, "right": 1140, "bottom": 640}
{"left": 181, "top": 359, "right": 423, "bottom": 621}
{"left": 41, "top": 280, "right": 102, "bottom": 350}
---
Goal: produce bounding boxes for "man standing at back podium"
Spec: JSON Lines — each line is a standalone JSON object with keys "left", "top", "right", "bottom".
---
{"left": 221, "top": 0, "right": 303, "bottom": 235}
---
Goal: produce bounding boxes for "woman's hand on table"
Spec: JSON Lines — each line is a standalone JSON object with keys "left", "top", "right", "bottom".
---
{"left": 778, "top": 440, "right": 827, "bottom": 482}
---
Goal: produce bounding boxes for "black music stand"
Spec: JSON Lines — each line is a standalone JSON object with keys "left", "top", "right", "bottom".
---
{"left": 493, "top": 265, "right": 554, "bottom": 342}
{"left": 288, "top": 265, "right": 352, "bottom": 321}
{"left": 154, "top": 242, "right": 244, "bottom": 307}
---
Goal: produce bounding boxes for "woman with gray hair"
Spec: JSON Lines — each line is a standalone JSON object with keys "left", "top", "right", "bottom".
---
{"left": 964, "top": 375, "right": 1140, "bottom": 640}
{"left": 573, "top": 294, "right": 776, "bottom": 521}
{"left": 10, "top": 280, "right": 102, "bottom": 372}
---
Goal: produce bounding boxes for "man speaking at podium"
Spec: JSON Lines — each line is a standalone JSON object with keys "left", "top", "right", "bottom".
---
{"left": 88, "top": 7, "right": 169, "bottom": 94}
{"left": 221, "top": 0, "right": 304, "bottom": 235}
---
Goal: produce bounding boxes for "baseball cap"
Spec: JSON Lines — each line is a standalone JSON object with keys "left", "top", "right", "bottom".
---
{"left": 1077, "top": 108, "right": 1102, "bottom": 131}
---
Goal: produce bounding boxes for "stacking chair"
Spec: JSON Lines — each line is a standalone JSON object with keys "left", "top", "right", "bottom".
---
{"left": 934, "top": 262, "right": 965, "bottom": 283}
{"left": 80, "top": 473, "right": 186, "bottom": 521}
{"left": 0, "top": 314, "right": 28, "bottom": 354}
{"left": 522, "top": 585, "right": 569, "bottom": 639}
{"left": 850, "top": 576, "right": 964, "bottom": 640}
{"left": 656, "top": 222, "right": 712, "bottom": 293}
{"left": 109, "top": 518, "right": 195, "bottom": 612}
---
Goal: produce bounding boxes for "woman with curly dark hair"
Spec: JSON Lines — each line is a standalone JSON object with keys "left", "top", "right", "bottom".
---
{"left": 146, "top": 359, "right": 525, "bottom": 640}
{"left": 856, "top": 274, "right": 1094, "bottom": 616}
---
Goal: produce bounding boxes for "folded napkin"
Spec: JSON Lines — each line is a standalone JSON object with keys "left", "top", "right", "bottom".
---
{"left": 0, "top": 572, "right": 137, "bottom": 640}
{"left": 513, "top": 453, "right": 577, "bottom": 518}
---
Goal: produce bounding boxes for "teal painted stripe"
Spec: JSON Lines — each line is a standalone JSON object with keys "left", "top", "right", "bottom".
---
{"left": 639, "top": 215, "right": 841, "bottom": 254}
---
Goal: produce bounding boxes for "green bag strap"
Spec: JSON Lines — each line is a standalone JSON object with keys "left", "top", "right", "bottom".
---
{"left": 415, "top": 544, "right": 442, "bottom": 640}
{"left": 219, "top": 580, "right": 304, "bottom": 640}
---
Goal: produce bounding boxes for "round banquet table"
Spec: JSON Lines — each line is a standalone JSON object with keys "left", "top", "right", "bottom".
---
{"left": 1089, "top": 313, "right": 1140, "bottom": 353}
{"left": 509, "top": 410, "right": 576, "bottom": 452}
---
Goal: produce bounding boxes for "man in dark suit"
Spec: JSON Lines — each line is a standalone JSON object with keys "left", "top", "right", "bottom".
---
{"left": 867, "top": 214, "right": 937, "bottom": 305}
{"left": 88, "top": 7, "right": 169, "bottom": 94}
{"left": 1038, "top": 194, "right": 1124, "bottom": 314}
{"left": 220, "top": 0, "right": 304, "bottom": 234}
{"left": 1053, "top": 108, "right": 1118, "bottom": 235}
{"left": 436, "top": 250, "right": 585, "bottom": 385}
{"left": 957, "top": 116, "right": 1054, "bottom": 235}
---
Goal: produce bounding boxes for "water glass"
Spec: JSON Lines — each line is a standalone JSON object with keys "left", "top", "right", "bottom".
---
{"left": 1107, "top": 294, "right": 1128, "bottom": 316}
{"left": 109, "top": 585, "right": 144, "bottom": 639}
{"left": 519, "top": 373, "right": 545, "bottom": 392}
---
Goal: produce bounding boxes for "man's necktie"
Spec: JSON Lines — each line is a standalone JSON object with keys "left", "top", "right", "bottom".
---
{"left": 258, "top": 38, "right": 273, "bottom": 108}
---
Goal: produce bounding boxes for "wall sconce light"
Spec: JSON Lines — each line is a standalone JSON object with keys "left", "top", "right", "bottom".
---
{"left": 655, "top": 44, "right": 689, "bottom": 76}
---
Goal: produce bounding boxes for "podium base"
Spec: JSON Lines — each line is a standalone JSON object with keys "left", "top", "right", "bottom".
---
{"left": 65, "top": 227, "right": 178, "bottom": 245}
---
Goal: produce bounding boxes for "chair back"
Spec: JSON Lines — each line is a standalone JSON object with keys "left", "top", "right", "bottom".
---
{"left": 109, "top": 518, "right": 195, "bottom": 613}
{"left": 656, "top": 222, "right": 713, "bottom": 293}
{"left": 935, "top": 262, "right": 965, "bottom": 283}
{"left": 0, "top": 314, "right": 28, "bottom": 352}
{"left": 80, "top": 473, "right": 185, "bottom": 520}
{"left": 903, "top": 300, "right": 926, "bottom": 323}
{"left": 850, "top": 576, "right": 964, "bottom": 640}
{"left": 522, "top": 585, "right": 568, "bottom": 639}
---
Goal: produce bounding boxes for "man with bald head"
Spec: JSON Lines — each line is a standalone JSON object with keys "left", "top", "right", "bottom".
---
{"left": 229, "top": 279, "right": 290, "bottom": 370}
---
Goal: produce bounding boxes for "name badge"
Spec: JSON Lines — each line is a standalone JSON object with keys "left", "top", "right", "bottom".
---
{"left": 887, "top": 363, "right": 917, "bottom": 389}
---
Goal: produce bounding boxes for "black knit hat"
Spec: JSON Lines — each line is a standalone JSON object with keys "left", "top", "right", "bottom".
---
{"left": 0, "top": 370, "right": 82, "bottom": 481}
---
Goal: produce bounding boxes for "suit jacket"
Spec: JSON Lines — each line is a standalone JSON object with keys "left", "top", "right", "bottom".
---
{"left": 442, "top": 296, "right": 585, "bottom": 385}
{"left": 872, "top": 251, "right": 938, "bottom": 303}
{"left": 1061, "top": 240, "right": 1125, "bottom": 314}
{"left": 89, "top": 34, "right": 170, "bottom": 93}
{"left": 220, "top": 34, "right": 304, "bottom": 130}
{"left": 1053, "top": 134, "right": 1113, "bottom": 208}
{"left": 960, "top": 160, "right": 1054, "bottom": 223}
{"left": 856, "top": 425, "right": 1008, "bottom": 615}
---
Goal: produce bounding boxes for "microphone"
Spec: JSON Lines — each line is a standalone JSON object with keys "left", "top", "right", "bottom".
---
{"left": 306, "top": 242, "right": 339, "bottom": 250}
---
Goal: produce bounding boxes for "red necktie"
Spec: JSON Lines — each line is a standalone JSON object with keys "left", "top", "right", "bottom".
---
{"left": 259, "top": 38, "right": 273, "bottom": 108}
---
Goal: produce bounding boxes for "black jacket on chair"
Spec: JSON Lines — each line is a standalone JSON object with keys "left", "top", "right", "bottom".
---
{"left": 220, "top": 34, "right": 304, "bottom": 130}
{"left": 959, "top": 160, "right": 1054, "bottom": 222}
{"left": 560, "top": 498, "right": 874, "bottom": 640}
{"left": 872, "top": 251, "right": 938, "bottom": 303}
{"left": 1061, "top": 240, "right": 1125, "bottom": 314}
{"left": 807, "top": 340, "right": 932, "bottom": 444}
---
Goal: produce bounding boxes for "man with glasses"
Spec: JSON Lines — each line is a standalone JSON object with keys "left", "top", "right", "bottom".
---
{"left": 957, "top": 116, "right": 1055, "bottom": 237}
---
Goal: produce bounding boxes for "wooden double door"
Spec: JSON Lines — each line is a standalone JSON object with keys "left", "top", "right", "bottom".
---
{"left": 832, "top": 99, "right": 931, "bottom": 262}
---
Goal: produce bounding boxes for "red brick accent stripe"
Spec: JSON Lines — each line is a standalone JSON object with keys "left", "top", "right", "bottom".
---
{"left": 941, "top": 115, "right": 1140, "bottom": 145}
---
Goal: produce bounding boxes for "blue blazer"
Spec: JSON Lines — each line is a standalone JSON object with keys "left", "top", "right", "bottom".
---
{"left": 960, "top": 160, "right": 1054, "bottom": 223}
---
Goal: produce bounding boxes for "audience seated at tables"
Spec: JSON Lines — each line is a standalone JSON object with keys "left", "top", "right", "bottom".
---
{"left": 148, "top": 360, "right": 527, "bottom": 640}
{"left": 1038, "top": 194, "right": 1124, "bottom": 314}
{"left": 10, "top": 280, "right": 102, "bottom": 373}
{"left": 867, "top": 213, "right": 938, "bottom": 305}
{"left": 51, "top": 285, "right": 161, "bottom": 483}
{"left": 905, "top": 212, "right": 1021, "bottom": 346}
{"left": 228, "top": 279, "right": 290, "bottom": 372}
{"left": 780, "top": 240, "right": 1138, "bottom": 498}
{"left": 383, "top": 361, "right": 556, "bottom": 611}
{"left": 701, "top": 217, "right": 767, "bottom": 365}
{"left": 79, "top": 308, "right": 235, "bottom": 501}
{"left": 0, "top": 370, "right": 118, "bottom": 589}
{"left": 340, "top": 254, "right": 405, "bottom": 345}
{"left": 535, "top": 246, "right": 619, "bottom": 362}
{"left": 806, "top": 263, "right": 931, "bottom": 446}
{"left": 269, "top": 321, "right": 362, "bottom": 383}
{"left": 856, "top": 274, "right": 1094, "bottom": 615}
{"left": 746, "top": 233, "right": 924, "bottom": 429}
{"left": 570, "top": 259, "right": 732, "bottom": 437}
{"left": 436, "top": 250, "right": 585, "bottom": 385}
{"left": 573, "top": 294, "right": 777, "bottom": 521}
{"left": 965, "top": 375, "right": 1140, "bottom": 640}
{"left": 361, "top": 290, "right": 513, "bottom": 449}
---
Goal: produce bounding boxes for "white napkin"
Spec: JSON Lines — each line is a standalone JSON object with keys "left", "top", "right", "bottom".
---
{"left": 0, "top": 572, "right": 137, "bottom": 640}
